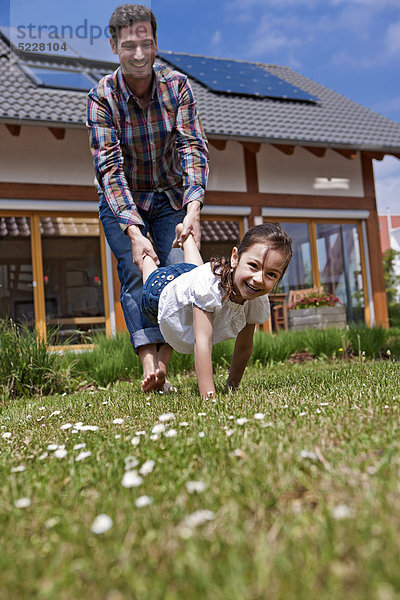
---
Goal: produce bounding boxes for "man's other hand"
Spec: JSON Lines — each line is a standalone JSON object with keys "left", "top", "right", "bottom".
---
{"left": 127, "top": 225, "right": 159, "bottom": 272}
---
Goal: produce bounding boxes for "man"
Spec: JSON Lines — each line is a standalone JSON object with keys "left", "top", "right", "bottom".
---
{"left": 87, "top": 4, "right": 208, "bottom": 392}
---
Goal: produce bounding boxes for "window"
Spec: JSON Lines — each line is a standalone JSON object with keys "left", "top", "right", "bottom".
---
{"left": 0, "top": 216, "right": 34, "bottom": 326}
{"left": 22, "top": 64, "right": 97, "bottom": 91}
{"left": 40, "top": 217, "right": 106, "bottom": 344}
{"left": 316, "top": 222, "right": 364, "bottom": 322}
{"left": 265, "top": 218, "right": 367, "bottom": 324}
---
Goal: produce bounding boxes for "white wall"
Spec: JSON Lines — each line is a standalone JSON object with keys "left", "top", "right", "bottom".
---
{"left": 0, "top": 124, "right": 94, "bottom": 185}
{"left": 207, "top": 141, "right": 246, "bottom": 192}
{"left": 0, "top": 124, "right": 364, "bottom": 198}
{"left": 257, "top": 145, "right": 364, "bottom": 196}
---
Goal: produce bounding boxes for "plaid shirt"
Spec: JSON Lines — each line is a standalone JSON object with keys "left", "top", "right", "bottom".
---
{"left": 87, "top": 64, "right": 209, "bottom": 231}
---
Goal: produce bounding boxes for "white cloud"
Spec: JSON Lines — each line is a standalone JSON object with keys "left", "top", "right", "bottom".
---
{"left": 210, "top": 29, "right": 222, "bottom": 47}
{"left": 331, "top": 0, "right": 398, "bottom": 6}
{"left": 374, "top": 155, "right": 400, "bottom": 179}
{"left": 227, "top": 0, "right": 316, "bottom": 8}
{"left": 385, "top": 21, "right": 400, "bottom": 55}
{"left": 374, "top": 156, "right": 400, "bottom": 214}
{"left": 373, "top": 96, "right": 400, "bottom": 117}
{"left": 247, "top": 14, "right": 303, "bottom": 58}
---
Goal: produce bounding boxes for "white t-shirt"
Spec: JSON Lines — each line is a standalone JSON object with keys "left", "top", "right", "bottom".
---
{"left": 158, "top": 263, "right": 270, "bottom": 354}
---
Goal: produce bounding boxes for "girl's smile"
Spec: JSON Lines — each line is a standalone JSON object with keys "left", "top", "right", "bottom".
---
{"left": 230, "top": 242, "right": 285, "bottom": 304}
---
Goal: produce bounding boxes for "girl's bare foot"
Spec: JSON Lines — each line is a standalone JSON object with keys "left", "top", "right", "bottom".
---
{"left": 172, "top": 223, "right": 184, "bottom": 248}
{"left": 141, "top": 368, "right": 166, "bottom": 392}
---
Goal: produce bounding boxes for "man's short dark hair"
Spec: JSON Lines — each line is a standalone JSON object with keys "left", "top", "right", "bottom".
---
{"left": 109, "top": 4, "right": 157, "bottom": 46}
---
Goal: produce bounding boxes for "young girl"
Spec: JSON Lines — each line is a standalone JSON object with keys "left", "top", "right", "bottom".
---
{"left": 141, "top": 223, "right": 292, "bottom": 397}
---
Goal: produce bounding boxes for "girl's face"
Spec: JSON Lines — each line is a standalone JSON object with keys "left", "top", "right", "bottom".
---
{"left": 230, "top": 242, "right": 285, "bottom": 304}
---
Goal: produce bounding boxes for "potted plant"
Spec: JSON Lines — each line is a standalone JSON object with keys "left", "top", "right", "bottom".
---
{"left": 288, "top": 291, "right": 347, "bottom": 331}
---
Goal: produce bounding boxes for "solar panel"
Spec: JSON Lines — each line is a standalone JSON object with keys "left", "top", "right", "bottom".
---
{"left": 157, "top": 52, "right": 319, "bottom": 103}
{"left": 22, "top": 65, "right": 96, "bottom": 91}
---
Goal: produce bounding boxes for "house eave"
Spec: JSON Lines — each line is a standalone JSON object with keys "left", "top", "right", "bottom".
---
{"left": 1, "top": 117, "right": 400, "bottom": 157}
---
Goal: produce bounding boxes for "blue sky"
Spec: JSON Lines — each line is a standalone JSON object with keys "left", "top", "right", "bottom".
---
{"left": 2, "top": 0, "right": 400, "bottom": 213}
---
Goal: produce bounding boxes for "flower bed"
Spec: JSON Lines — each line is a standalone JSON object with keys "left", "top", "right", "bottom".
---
{"left": 288, "top": 292, "right": 346, "bottom": 331}
{"left": 289, "top": 292, "right": 342, "bottom": 310}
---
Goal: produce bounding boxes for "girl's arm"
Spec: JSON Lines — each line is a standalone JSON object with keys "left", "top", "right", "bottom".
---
{"left": 226, "top": 323, "right": 256, "bottom": 390}
{"left": 193, "top": 305, "right": 215, "bottom": 398}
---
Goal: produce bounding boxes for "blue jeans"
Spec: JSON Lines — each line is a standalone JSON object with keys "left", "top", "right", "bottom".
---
{"left": 142, "top": 263, "right": 197, "bottom": 324}
{"left": 99, "top": 193, "right": 185, "bottom": 351}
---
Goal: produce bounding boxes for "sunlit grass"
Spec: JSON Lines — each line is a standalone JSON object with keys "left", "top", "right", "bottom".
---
{"left": 1, "top": 359, "right": 399, "bottom": 599}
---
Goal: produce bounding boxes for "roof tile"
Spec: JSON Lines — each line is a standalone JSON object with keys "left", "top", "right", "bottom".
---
{"left": 1, "top": 33, "right": 400, "bottom": 152}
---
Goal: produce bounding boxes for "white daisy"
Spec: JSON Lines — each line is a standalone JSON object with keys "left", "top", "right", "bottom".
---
{"left": 254, "top": 413, "right": 265, "bottom": 420}
{"left": 152, "top": 423, "right": 166, "bottom": 434}
{"left": 158, "top": 413, "right": 175, "bottom": 423}
{"left": 165, "top": 429, "right": 178, "bottom": 438}
{"left": 135, "top": 495, "right": 153, "bottom": 508}
{"left": 14, "top": 497, "right": 31, "bottom": 508}
{"left": 54, "top": 448, "right": 68, "bottom": 459}
{"left": 90, "top": 514, "right": 113, "bottom": 534}
{"left": 11, "top": 465, "right": 26, "bottom": 473}
{"left": 75, "top": 451, "right": 92, "bottom": 462}
{"left": 186, "top": 481, "right": 206, "bottom": 494}
{"left": 331, "top": 504, "right": 354, "bottom": 520}
{"left": 139, "top": 460, "right": 155, "bottom": 475}
{"left": 73, "top": 443, "right": 86, "bottom": 450}
{"left": 184, "top": 509, "right": 215, "bottom": 528}
{"left": 122, "top": 470, "right": 143, "bottom": 488}
{"left": 125, "top": 456, "right": 139, "bottom": 470}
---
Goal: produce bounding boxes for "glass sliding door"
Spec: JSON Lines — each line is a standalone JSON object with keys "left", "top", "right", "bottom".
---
{"left": 279, "top": 222, "right": 313, "bottom": 293}
{"left": 0, "top": 216, "right": 35, "bottom": 326}
{"left": 316, "top": 222, "right": 364, "bottom": 322}
{"left": 40, "top": 216, "right": 106, "bottom": 344}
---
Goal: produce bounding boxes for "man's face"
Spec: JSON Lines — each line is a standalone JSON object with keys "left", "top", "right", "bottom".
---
{"left": 110, "top": 21, "right": 157, "bottom": 81}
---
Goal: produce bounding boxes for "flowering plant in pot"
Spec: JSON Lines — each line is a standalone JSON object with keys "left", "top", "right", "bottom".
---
{"left": 289, "top": 292, "right": 342, "bottom": 310}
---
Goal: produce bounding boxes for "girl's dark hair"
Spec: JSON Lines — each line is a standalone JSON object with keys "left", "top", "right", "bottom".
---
{"left": 210, "top": 223, "right": 292, "bottom": 301}
{"left": 109, "top": 4, "right": 157, "bottom": 46}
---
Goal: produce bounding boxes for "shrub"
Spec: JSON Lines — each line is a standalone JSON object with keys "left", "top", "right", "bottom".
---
{"left": 66, "top": 332, "right": 143, "bottom": 386}
{"left": 347, "top": 324, "right": 387, "bottom": 358}
{"left": 385, "top": 327, "right": 400, "bottom": 358}
{"left": 66, "top": 332, "right": 195, "bottom": 386}
{"left": 0, "top": 319, "right": 71, "bottom": 401}
{"left": 303, "top": 328, "right": 345, "bottom": 358}
{"left": 388, "top": 303, "right": 400, "bottom": 328}
{"left": 252, "top": 330, "right": 299, "bottom": 363}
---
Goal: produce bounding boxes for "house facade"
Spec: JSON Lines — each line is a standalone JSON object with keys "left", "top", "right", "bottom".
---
{"left": 379, "top": 214, "right": 400, "bottom": 302}
{"left": 1, "top": 31, "right": 400, "bottom": 346}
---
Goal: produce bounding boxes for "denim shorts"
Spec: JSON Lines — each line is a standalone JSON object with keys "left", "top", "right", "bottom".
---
{"left": 141, "top": 263, "right": 197, "bottom": 325}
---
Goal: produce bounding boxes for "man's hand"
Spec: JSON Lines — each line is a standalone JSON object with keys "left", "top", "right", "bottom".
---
{"left": 177, "top": 200, "right": 201, "bottom": 249}
{"left": 126, "top": 225, "right": 159, "bottom": 272}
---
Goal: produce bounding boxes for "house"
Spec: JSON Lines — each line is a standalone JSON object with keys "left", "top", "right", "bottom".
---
{"left": 1, "top": 29, "right": 400, "bottom": 347}
{"left": 379, "top": 214, "right": 400, "bottom": 302}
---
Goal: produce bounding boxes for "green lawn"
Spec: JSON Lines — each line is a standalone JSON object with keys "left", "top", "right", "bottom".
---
{"left": 1, "top": 359, "right": 400, "bottom": 599}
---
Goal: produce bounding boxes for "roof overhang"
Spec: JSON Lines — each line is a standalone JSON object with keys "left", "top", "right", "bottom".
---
{"left": 1, "top": 118, "right": 400, "bottom": 160}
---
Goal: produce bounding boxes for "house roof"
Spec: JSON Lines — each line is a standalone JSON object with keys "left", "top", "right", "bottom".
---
{"left": 1, "top": 31, "right": 400, "bottom": 156}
